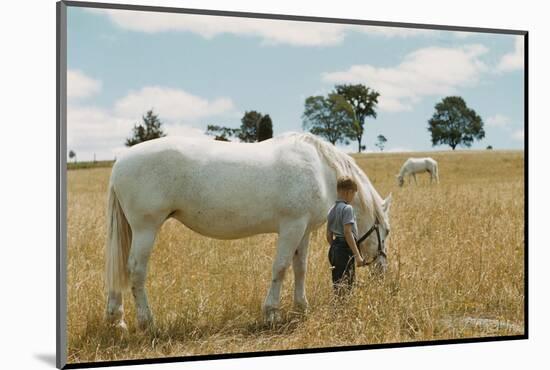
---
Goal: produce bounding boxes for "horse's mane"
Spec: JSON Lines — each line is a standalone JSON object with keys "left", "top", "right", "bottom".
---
{"left": 277, "top": 132, "right": 388, "bottom": 228}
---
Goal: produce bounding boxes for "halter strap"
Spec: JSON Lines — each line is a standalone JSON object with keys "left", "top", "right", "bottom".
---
{"left": 356, "top": 220, "right": 387, "bottom": 265}
{"left": 356, "top": 223, "right": 378, "bottom": 245}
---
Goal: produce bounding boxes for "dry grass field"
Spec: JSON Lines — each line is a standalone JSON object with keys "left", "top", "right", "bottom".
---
{"left": 66, "top": 149, "right": 525, "bottom": 364}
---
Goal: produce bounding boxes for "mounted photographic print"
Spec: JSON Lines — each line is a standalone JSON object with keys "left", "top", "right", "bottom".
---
{"left": 57, "top": 1, "right": 527, "bottom": 368}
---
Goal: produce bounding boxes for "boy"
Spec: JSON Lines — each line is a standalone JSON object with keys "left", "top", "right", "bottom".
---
{"left": 326, "top": 176, "right": 366, "bottom": 293}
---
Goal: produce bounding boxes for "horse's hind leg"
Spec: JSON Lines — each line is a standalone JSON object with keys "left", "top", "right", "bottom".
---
{"left": 263, "top": 217, "right": 308, "bottom": 323}
{"left": 127, "top": 220, "right": 160, "bottom": 331}
{"left": 106, "top": 291, "right": 126, "bottom": 330}
{"left": 292, "top": 231, "right": 310, "bottom": 313}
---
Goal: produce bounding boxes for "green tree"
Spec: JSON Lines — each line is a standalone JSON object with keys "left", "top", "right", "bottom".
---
{"left": 68, "top": 150, "right": 76, "bottom": 163}
{"left": 302, "top": 94, "right": 353, "bottom": 145}
{"left": 205, "top": 125, "right": 240, "bottom": 141}
{"left": 238, "top": 111, "right": 263, "bottom": 143}
{"left": 257, "top": 114, "right": 273, "bottom": 142}
{"left": 375, "top": 134, "right": 387, "bottom": 151}
{"left": 125, "top": 109, "right": 166, "bottom": 147}
{"left": 333, "top": 84, "right": 380, "bottom": 152}
{"left": 428, "top": 96, "right": 485, "bottom": 150}
{"left": 207, "top": 111, "right": 273, "bottom": 143}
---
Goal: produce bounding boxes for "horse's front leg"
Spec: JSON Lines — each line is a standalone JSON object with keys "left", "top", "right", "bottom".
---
{"left": 263, "top": 217, "right": 308, "bottom": 323}
{"left": 412, "top": 173, "right": 418, "bottom": 184}
{"left": 292, "top": 231, "right": 310, "bottom": 313}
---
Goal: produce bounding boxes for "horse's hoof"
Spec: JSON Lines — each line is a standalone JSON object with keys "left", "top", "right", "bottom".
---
{"left": 293, "top": 300, "right": 309, "bottom": 315}
{"left": 106, "top": 320, "right": 128, "bottom": 337}
{"left": 264, "top": 307, "right": 282, "bottom": 325}
{"left": 136, "top": 318, "right": 155, "bottom": 333}
{"left": 137, "top": 321, "right": 153, "bottom": 332}
{"left": 105, "top": 308, "right": 124, "bottom": 325}
{"left": 116, "top": 320, "right": 128, "bottom": 332}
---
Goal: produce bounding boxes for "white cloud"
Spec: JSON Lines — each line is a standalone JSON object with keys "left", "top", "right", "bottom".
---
{"left": 68, "top": 87, "right": 234, "bottom": 161}
{"left": 67, "top": 105, "right": 134, "bottom": 160}
{"left": 497, "top": 35, "right": 524, "bottom": 72}
{"left": 322, "top": 44, "right": 489, "bottom": 112}
{"left": 67, "top": 69, "right": 101, "bottom": 99}
{"left": 89, "top": 9, "right": 348, "bottom": 46}
{"left": 163, "top": 123, "right": 212, "bottom": 140}
{"left": 512, "top": 129, "right": 524, "bottom": 141}
{"left": 89, "top": 9, "right": 436, "bottom": 47}
{"left": 453, "top": 31, "right": 475, "bottom": 39}
{"left": 114, "top": 86, "right": 235, "bottom": 122}
{"left": 354, "top": 25, "right": 434, "bottom": 38}
{"left": 486, "top": 114, "right": 511, "bottom": 128}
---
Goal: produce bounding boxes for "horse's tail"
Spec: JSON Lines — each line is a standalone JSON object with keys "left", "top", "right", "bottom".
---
{"left": 105, "top": 183, "right": 131, "bottom": 293}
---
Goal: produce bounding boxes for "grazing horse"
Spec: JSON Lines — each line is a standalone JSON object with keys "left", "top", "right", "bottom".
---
{"left": 396, "top": 157, "right": 439, "bottom": 187}
{"left": 105, "top": 132, "right": 392, "bottom": 330}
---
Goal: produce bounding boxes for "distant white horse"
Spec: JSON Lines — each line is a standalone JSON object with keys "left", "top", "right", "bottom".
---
{"left": 396, "top": 157, "right": 439, "bottom": 187}
{"left": 105, "top": 132, "right": 392, "bottom": 330}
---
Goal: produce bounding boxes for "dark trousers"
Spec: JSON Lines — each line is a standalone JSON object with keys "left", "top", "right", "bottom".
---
{"left": 328, "top": 238, "right": 356, "bottom": 292}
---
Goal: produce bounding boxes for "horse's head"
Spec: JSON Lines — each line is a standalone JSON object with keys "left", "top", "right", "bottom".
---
{"left": 355, "top": 193, "right": 392, "bottom": 275}
{"left": 396, "top": 175, "right": 404, "bottom": 187}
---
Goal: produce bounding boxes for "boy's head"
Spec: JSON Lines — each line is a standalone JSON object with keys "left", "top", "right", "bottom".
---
{"left": 337, "top": 176, "right": 358, "bottom": 203}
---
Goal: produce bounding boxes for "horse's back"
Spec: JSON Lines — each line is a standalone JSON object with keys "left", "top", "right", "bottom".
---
{"left": 111, "top": 136, "right": 279, "bottom": 204}
{"left": 404, "top": 157, "right": 436, "bottom": 166}
{"left": 423, "top": 157, "right": 437, "bottom": 168}
{"left": 109, "top": 135, "right": 331, "bottom": 237}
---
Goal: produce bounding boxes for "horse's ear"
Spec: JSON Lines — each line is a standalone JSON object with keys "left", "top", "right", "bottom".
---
{"left": 383, "top": 193, "right": 392, "bottom": 213}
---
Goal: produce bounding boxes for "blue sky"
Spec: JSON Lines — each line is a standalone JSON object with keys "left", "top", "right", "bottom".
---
{"left": 67, "top": 6, "right": 525, "bottom": 160}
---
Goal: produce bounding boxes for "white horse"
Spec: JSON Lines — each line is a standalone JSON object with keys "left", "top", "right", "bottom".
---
{"left": 105, "top": 132, "right": 392, "bottom": 330}
{"left": 396, "top": 157, "right": 439, "bottom": 187}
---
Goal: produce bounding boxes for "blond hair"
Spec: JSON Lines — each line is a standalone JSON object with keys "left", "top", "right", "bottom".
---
{"left": 337, "top": 176, "right": 358, "bottom": 192}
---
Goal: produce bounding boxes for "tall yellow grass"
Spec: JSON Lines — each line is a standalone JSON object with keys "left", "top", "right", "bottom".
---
{"left": 66, "top": 150, "right": 524, "bottom": 364}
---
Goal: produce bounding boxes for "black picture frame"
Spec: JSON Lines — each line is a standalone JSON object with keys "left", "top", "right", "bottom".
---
{"left": 57, "top": 1, "right": 528, "bottom": 368}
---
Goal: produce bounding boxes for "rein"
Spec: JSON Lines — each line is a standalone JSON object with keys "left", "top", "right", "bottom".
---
{"left": 356, "top": 221, "right": 387, "bottom": 265}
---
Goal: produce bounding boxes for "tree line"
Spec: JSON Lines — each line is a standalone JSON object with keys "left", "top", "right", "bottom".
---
{"left": 69, "top": 84, "right": 487, "bottom": 162}
{"left": 206, "top": 111, "right": 273, "bottom": 142}
{"left": 301, "top": 84, "right": 485, "bottom": 152}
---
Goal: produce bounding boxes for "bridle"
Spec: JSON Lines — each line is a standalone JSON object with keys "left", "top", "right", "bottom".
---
{"left": 356, "top": 220, "right": 388, "bottom": 265}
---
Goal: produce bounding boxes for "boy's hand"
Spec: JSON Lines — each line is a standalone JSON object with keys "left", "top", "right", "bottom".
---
{"left": 355, "top": 256, "right": 367, "bottom": 267}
